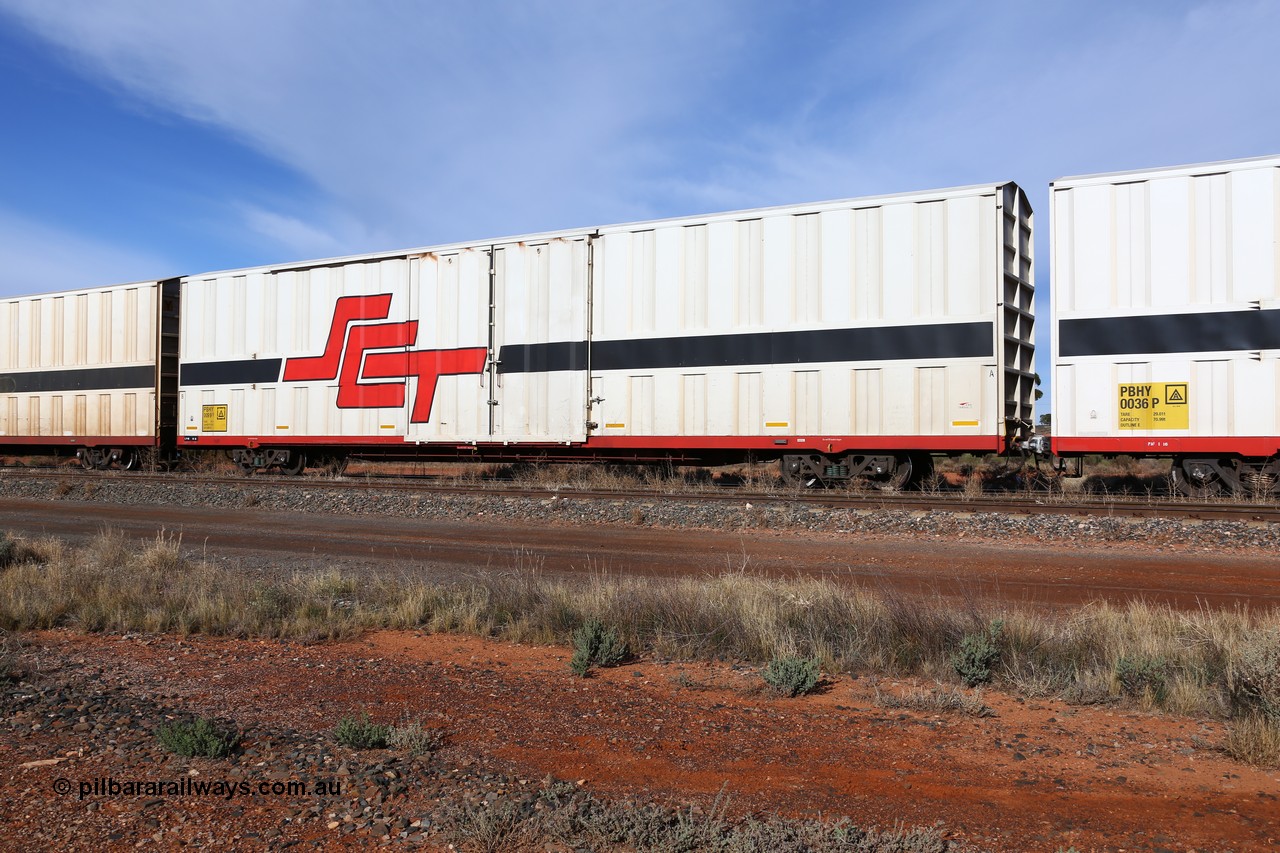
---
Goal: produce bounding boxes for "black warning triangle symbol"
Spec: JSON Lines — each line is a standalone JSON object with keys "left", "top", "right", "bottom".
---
{"left": 1166, "top": 387, "right": 1185, "bottom": 403}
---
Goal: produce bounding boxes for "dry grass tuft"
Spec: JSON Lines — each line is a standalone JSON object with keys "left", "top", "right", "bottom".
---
{"left": 1223, "top": 714, "right": 1280, "bottom": 767}
{"left": 873, "top": 684, "right": 995, "bottom": 717}
{"left": 1, "top": 528, "right": 1278, "bottom": 751}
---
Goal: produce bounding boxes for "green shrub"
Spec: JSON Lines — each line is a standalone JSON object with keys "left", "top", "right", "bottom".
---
{"left": 155, "top": 717, "right": 237, "bottom": 758}
{"left": 761, "top": 655, "right": 820, "bottom": 697}
{"left": 0, "top": 629, "right": 21, "bottom": 680}
{"left": 387, "top": 719, "right": 444, "bottom": 756}
{"left": 1115, "top": 655, "right": 1168, "bottom": 703}
{"left": 0, "top": 533, "right": 16, "bottom": 569}
{"left": 333, "top": 713, "right": 390, "bottom": 749}
{"left": 1229, "top": 631, "right": 1280, "bottom": 721}
{"left": 569, "top": 618, "right": 629, "bottom": 677}
{"left": 952, "top": 620, "right": 1003, "bottom": 687}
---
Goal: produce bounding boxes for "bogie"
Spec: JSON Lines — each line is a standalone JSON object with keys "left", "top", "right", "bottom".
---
{"left": 779, "top": 452, "right": 931, "bottom": 490}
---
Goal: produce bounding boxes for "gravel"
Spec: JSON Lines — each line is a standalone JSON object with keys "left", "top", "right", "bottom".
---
{"left": 2, "top": 666, "right": 959, "bottom": 851}
{"left": 3, "top": 471, "right": 1279, "bottom": 554}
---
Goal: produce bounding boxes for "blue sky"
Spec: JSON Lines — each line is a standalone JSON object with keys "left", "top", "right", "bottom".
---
{"left": 2, "top": 1, "right": 1279, "bottom": 414}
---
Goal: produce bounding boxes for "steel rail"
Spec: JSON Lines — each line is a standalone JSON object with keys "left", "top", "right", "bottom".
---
{"left": 4, "top": 466, "right": 1280, "bottom": 524}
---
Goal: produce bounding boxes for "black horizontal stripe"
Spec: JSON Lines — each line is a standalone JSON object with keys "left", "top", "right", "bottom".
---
{"left": 496, "top": 341, "right": 587, "bottom": 375}
{"left": 1060, "top": 309, "right": 1280, "bottom": 357}
{"left": 497, "top": 321, "right": 993, "bottom": 374}
{"left": 0, "top": 365, "right": 154, "bottom": 394}
{"left": 180, "top": 358, "right": 283, "bottom": 386}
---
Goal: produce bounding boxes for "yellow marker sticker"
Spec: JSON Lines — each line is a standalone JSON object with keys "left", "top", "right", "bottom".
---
{"left": 380, "top": 424, "right": 396, "bottom": 430}
{"left": 605, "top": 423, "right": 626, "bottom": 429}
{"left": 1117, "top": 382, "right": 1189, "bottom": 430}
{"left": 275, "top": 425, "right": 290, "bottom": 430}
{"left": 201, "top": 404, "right": 228, "bottom": 432}
{"left": 951, "top": 420, "right": 980, "bottom": 427}
{"left": 765, "top": 421, "right": 789, "bottom": 428}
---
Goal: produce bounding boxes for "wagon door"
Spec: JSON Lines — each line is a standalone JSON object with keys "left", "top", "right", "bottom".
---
{"left": 404, "top": 249, "right": 492, "bottom": 443}
{"left": 490, "top": 237, "right": 590, "bottom": 444}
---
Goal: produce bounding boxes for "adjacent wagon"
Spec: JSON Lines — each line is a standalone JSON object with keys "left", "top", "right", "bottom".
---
{"left": 0, "top": 279, "right": 179, "bottom": 468}
{"left": 1050, "top": 154, "right": 1280, "bottom": 495}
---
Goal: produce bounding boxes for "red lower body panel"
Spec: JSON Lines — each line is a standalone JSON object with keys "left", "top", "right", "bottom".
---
{"left": 1052, "top": 436, "right": 1280, "bottom": 457}
{"left": 187, "top": 433, "right": 1005, "bottom": 458}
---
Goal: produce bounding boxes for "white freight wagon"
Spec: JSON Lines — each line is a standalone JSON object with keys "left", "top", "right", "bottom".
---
{"left": 179, "top": 181, "right": 1035, "bottom": 485}
{"left": 0, "top": 279, "right": 179, "bottom": 468}
{"left": 1050, "top": 154, "right": 1280, "bottom": 494}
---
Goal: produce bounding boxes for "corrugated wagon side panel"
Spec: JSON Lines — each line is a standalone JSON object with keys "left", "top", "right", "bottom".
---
{"left": 588, "top": 186, "right": 1015, "bottom": 448}
{"left": 180, "top": 259, "right": 415, "bottom": 443}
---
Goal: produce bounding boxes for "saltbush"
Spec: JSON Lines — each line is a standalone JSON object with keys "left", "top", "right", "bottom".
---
{"left": 952, "top": 620, "right": 1003, "bottom": 687}
{"left": 155, "top": 717, "right": 237, "bottom": 758}
{"left": 569, "top": 618, "right": 629, "bottom": 677}
{"left": 0, "top": 629, "right": 21, "bottom": 681}
{"left": 387, "top": 719, "right": 444, "bottom": 756}
{"left": 333, "top": 713, "right": 390, "bottom": 749}
{"left": 761, "top": 655, "right": 820, "bottom": 697}
{"left": 1229, "top": 632, "right": 1280, "bottom": 721}
{"left": 1115, "top": 655, "right": 1168, "bottom": 703}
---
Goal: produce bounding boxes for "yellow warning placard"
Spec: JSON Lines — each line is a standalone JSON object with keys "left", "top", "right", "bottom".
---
{"left": 201, "top": 404, "right": 228, "bottom": 432}
{"left": 1117, "top": 383, "right": 1188, "bottom": 430}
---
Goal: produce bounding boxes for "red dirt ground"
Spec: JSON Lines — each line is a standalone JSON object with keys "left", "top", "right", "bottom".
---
{"left": 3, "top": 497, "right": 1280, "bottom": 611}
{"left": 3, "top": 629, "right": 1277, "bottom": 852}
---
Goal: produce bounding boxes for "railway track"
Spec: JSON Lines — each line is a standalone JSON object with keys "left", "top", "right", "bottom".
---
{"left": 4, "top": 463, "right": 1279, "bottom": 612}
{"left": 5, "top": 464, "right": 1280, "bottom": 524}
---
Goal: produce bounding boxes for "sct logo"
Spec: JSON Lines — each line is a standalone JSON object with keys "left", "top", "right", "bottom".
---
{"left": 282, "top": 294, "right": 487, "bottom": 423}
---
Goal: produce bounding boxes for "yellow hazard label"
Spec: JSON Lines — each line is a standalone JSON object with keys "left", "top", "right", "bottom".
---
{"left": 201, "top": 404, "right": 228, "bottom": 432}
{"left": 1117, "top": 382, "right": 1188, "bottom": 430}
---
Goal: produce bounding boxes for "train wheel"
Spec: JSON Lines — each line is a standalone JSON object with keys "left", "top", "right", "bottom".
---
{"left": 883, "top": 453, "right": 930, "bottom": 491}
{"left": 118, "top": 449, "right": 141, "bottom": 471}
{"left": 79, "top": 449, "right": 109, "bottom": 471}
{"left": 278, "top": 450, "right": 306, "bottom": 476}
{"left": 779, "top": 454, "right": 825, "bottom": 488}
{"left": 230, "top": 450, "right": 256, "bottom": 475}
{"left": 1170, "top": 457, "right": 1239, "bottom": 498}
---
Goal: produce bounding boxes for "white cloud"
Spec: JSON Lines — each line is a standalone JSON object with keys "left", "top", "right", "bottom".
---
{"left": 678, "top": 1, "right": 1280, "bottom": 212}
{"left": 6, "top": 1, "right": 1275, "bottom": 248}
{"left": 0, "top": 0, "right": 741, "bottom": 249}
{"left": 235, "top": 205, "right": 351, "bottom": 263}
{"left": 0, "top": 207, "right": 177, "bottom": 295}
{"left": 3, "top": 0, "right": 1278, "bottom": 414}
